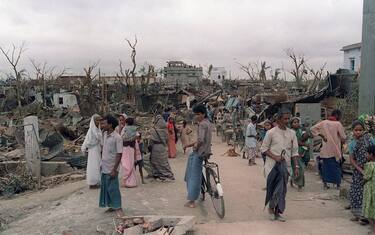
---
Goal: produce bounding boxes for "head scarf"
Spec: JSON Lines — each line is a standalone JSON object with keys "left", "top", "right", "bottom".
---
{"left": 116, "top": 113, "right": 128, "bottom": 135}
{"left": 150, "top": 115, "right": 168, "bottom": 144}
{"left": 154, "top": 115, "right": 167, "bottom": 130}
{"left": 290, "top": 117, "right": 301, "bottom": 124}
{"left": 81, "top": 114, "right": 102, "bottom": 151}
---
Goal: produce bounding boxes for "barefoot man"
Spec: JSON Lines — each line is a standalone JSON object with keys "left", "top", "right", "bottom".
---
{"left": 99, "top": 114, "right": 124, "bottom": 217}
{"left": 261, "top": 108, "right": 299, "bottom": 222}
{"left": 184, "top": 104, "right": 212, "bottom": 208}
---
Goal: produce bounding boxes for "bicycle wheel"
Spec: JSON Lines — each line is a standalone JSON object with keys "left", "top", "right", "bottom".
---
{"left": 201, "top": 173, "right": 207, "bottom": 201}
{"left": 206, "top": 168, "right": 225, "bottom": 218}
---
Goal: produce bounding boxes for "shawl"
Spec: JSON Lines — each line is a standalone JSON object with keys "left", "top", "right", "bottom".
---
{"left": 81, "top": 114, "right": 102, "bottom": 150}
{"left": 150, "top": 115, "right": 168, "bottom": 145}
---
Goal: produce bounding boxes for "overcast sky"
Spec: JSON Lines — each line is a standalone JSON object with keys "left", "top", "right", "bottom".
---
{"left": 0, "top": 0, "right": 363, "bottom": 79}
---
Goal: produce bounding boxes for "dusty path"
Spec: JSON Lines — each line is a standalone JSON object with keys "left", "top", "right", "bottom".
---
{"left": 0, "top": 135, "right": 369, "bottom": 234}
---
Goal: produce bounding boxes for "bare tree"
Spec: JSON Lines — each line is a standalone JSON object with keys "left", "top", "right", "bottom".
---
{"left": 0, "top": 42, "right": 26, "bottom": 110}
{"left": 80, "top": 61, "right": 99, "bottom": 116}
{"left": 259, "top": 61, "right": 270, "bottom": 81}
{"left": 30, "top": 59, "right": 47, "bottom": 106}
{"left": 285, "top": 48, "right": 308, "bottom": 88}
{"left": 116, "top": 60, "right": 131, "bottom": 86}
{"left": 237, "top": 62, "right": 259, "bottom": 80}
{"left": 125, "top": 35, "right": 138, "bottom": 87}
{"left": 30, "top": 60, "right": 67, "bottom": 106}
{"left": 270, "top": 68, "right": 281, "bottom": 81}
{"left": 307, "top": 62, "right": 328, "bottom": 93}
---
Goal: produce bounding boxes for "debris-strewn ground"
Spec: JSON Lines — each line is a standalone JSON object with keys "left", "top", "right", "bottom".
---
{"left": 0, "top": 135, "right": 369, "bottom": 235}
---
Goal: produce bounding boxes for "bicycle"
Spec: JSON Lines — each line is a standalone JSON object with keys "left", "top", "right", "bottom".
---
{"left": 200, "top": 154, "right": 225, "bottom": 219}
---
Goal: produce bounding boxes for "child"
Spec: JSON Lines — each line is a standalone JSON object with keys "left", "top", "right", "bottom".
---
{"left": 99, "top": 115, "right": 124, "bottom": 217}
{"left": 135, "top": 132, "right": 145, "bottom": 184}
{"left": 259, "top": 120, "right": 273, "bottom": 164}
{"left": 363, "top": 145, "right": 375, "bottom": 234}
{"left": 290, "top": 117, "right": 306, "bottom": 191}
{"left": 245, "top": 115, "right": 258, "bottom": 166}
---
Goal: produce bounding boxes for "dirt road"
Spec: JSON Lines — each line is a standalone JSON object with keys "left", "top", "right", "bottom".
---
{"left": 0, "top": 135, "right": 369, "bottom": 234}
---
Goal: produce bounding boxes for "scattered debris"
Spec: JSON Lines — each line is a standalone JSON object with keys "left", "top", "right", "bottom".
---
{"left": 111, "top": 215, "right": 195, "bottom": 235}
{"left": 0, "top": 163, "right": 37, "bottom": 197}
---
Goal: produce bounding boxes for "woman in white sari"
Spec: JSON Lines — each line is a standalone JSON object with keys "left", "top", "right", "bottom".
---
{"left": 81, "top": 114, "right": 102, "bottom": 189}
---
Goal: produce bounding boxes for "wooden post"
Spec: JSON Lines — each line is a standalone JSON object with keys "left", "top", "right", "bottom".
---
{"left": 24, "top": 116, "right": 41, "bottom": 185}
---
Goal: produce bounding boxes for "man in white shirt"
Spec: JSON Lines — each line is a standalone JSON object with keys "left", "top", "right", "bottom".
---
{"left": 245, "top": 115, "right": 258, "bottom": 166}
{"left": 260, "top": 109, "right": 299, "bottom": 222}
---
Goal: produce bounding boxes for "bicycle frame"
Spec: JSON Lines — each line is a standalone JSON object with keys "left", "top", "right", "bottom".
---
{"left": 204, "top": 159, "right": 221, "bottom": 182}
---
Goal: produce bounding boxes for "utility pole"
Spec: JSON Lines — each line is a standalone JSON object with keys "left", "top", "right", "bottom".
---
{"left": 359, "top": 0, "right": 375, "bottom": 115}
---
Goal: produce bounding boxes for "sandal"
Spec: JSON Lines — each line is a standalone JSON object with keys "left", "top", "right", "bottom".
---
{"left": 360, "top": 218, "right": 369, "bottom": 225}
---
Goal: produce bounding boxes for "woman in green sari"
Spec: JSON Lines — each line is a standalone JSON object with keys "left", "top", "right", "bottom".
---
{"left": 290, "top": 117, "right": 308, "bottom": 191}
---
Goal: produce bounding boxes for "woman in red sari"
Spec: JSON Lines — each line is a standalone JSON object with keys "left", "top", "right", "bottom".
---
{"left": 167, "top": 116, "right": 177, "bottom": 158}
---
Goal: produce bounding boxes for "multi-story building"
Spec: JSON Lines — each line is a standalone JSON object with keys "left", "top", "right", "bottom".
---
{"left": 163, "top": 61, "right": 203, "bottom": 86}
{"left": 341, "top": 42, "right": 361, "bottom": 71}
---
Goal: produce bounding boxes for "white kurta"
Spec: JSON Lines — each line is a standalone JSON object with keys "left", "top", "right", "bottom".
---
{"left": 260, "top": 126, "right": 299, "bottom": 179}
{"left": 81, "top": 115, "right": 102, "bottom": 186}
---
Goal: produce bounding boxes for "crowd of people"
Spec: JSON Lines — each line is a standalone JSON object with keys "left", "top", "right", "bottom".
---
{"left": 80, "top": 104, "right": 375, "bottom": 233}
{"left": 80, "top": 104, "right": 209, "bottom": 216}
{"left": 213, "top": 106, "right": 375, "bottom": 232}
{"left": 240, "top": 108, "right": 375, "bottom": 232}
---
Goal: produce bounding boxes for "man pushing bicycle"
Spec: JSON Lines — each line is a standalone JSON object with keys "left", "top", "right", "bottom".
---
{"left": 184, "top": 104, "right": 213, "bottom": 208}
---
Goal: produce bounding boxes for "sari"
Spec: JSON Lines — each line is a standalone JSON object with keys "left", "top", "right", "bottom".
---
{"left": 167, "top": 120, "right": 177, "bottom": 158}
{"left": 150, "top": 116, "right": 174, "bottom": 180}
{"left": 349, "top": 133, "right": 374, "bottom": 217}
{"left": 120, "top": 125, "right": 139, "bottom": 187}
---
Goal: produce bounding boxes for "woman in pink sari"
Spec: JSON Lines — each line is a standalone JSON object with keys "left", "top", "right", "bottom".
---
{"left": 120, "top": 117, "right": 139, "bottom": 188}
{"left": 167, "top": 116, "right": 177, "bottom": 158}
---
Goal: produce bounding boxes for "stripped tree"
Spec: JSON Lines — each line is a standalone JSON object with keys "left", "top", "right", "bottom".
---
{"left": 270, "top": 68, "right": 281, "bottom": 81}
{"left": 30, "top": 59, "right": 66, "bottom": 106}
{"left": 259, "top": 61, "right": 271, "bottom": 81}
{"left": 0, "top": 42, "right": 26, "bottom": 110}
{"left": 307, "top": 63, "right": 328, "bottom": 93}
{"left": 117, "top": 60, "right": 131, "bottom": 87}
{"left": 237, "top": 62, "right": 259, "bottom": 80}
{"left": 125, "top": 35, "right": 138, "bottom": 87}
{"left": 285, "top": 48, "right": 308, "bottom": 88}
{"left": 138, "top": 63, "right": 156, "bottom": 91}
{"left": 80, "top": 61, "right": 99, "bottom": 116}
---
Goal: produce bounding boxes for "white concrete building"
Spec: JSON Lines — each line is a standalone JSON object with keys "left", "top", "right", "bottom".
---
{"left": 341, "top": 42, "right": 361, "bottom": 72}
{"left": 209, "top": 67, "right": 227, "bottom": 84}
{"left": 53, "top": 92, "right": 78, "bottom": 108}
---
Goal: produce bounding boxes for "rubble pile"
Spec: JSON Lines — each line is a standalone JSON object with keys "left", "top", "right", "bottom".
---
{"left": 0, "top": 67, "right": 363, "bottom": 197}
{"left": 0, "top": 163, "right": 37, "bottom": 197}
